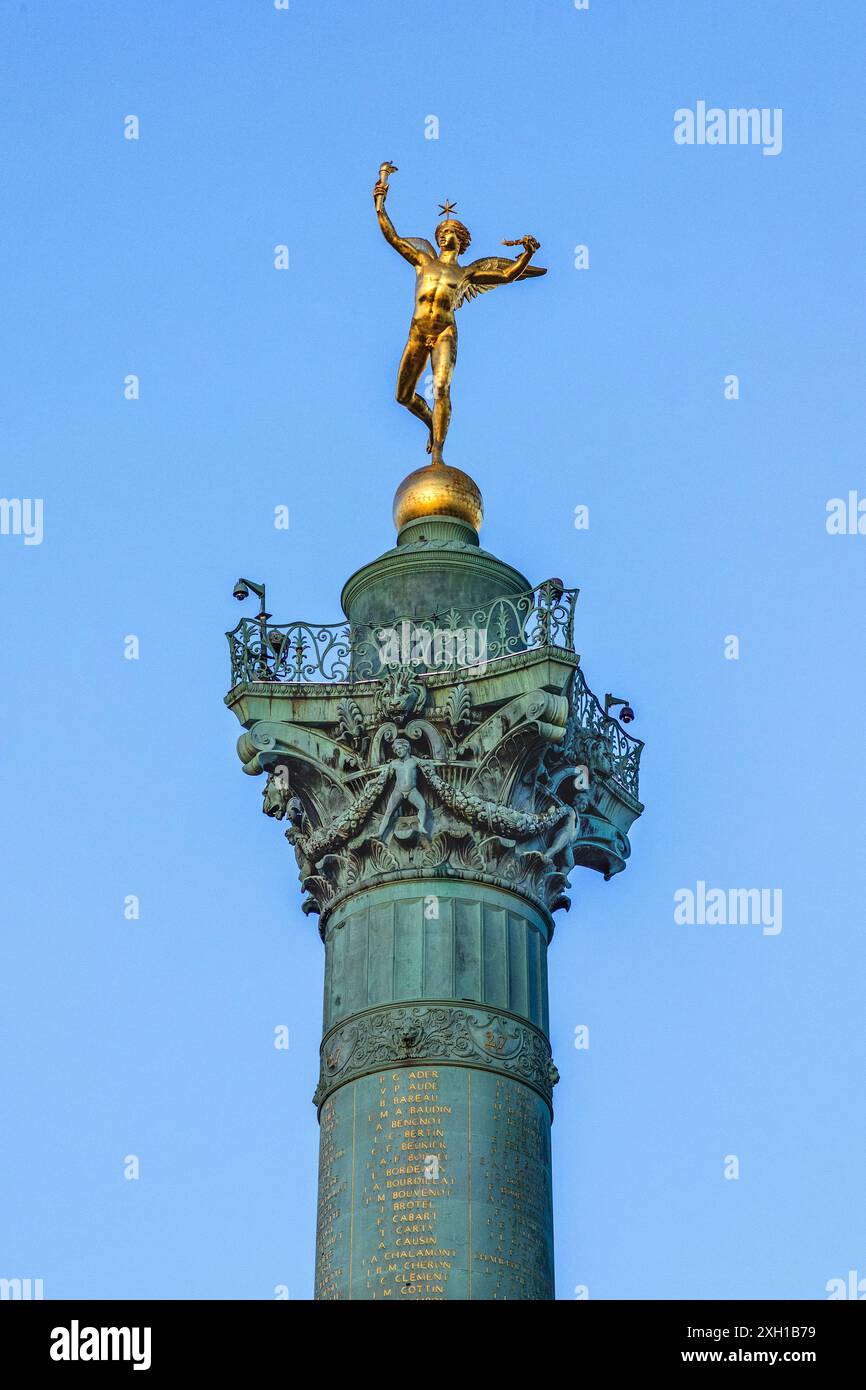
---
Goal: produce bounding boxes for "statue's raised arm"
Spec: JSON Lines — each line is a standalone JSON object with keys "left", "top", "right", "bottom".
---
{"left": 373, "top": 164, "right": 436, "bottom": 268}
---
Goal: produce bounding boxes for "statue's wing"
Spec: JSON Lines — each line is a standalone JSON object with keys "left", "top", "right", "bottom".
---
{"left": 404, "top": 237, "right": 437, "bottom": 259}
{"left": 457, "top": 256, "right": 547, "bottom": 308}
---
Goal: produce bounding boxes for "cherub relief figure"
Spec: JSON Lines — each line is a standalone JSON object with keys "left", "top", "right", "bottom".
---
{"left": 377, "top": 736, "right": 430, "bottom": 840}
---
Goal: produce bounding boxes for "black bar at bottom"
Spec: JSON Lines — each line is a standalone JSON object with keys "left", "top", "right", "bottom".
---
{"left": 1, "top": 1298, "right": 861, "bottom": 1373}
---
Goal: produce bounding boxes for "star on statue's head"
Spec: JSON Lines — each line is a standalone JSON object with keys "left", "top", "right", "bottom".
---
{"left": 438, "top": 199, "right": 458, "bottom": 220}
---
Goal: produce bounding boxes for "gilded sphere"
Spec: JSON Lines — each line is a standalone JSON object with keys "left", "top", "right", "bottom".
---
{"left": 393, "top": 463, "right": 484, "bottom": 533}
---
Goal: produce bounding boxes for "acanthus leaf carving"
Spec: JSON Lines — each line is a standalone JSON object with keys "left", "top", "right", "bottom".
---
{"left": 445, "top": 682, "right": 472, "bottom": 739}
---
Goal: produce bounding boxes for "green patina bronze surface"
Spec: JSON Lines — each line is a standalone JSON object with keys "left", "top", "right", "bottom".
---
{"left": 225, "top": 509, "right": 643, "bottom": 1300}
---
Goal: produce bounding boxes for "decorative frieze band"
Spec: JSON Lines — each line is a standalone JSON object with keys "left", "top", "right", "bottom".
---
{"left": 313, "top": 1000, "right": 559, "bottom": 1113}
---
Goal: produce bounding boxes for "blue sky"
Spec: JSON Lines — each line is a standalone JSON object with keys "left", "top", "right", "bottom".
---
{"left": 2, "top": 0, "right": 864, "bottom": 1299}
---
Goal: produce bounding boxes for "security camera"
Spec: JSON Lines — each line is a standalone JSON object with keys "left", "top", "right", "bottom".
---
{"left": 233, "top": 579, "right": 250, "bottom": 602}
{"left": 605, "top": 692, "right": 636, "bottom": 724}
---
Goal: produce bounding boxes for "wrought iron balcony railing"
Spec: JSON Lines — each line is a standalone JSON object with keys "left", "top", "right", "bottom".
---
{"left": 570, "top": 665, "right": 644, "bottom": 802}
{"left": 226, "top": 580, "right": 643, "bottom": 801}
{"left": 226, "top": 580, "right": 578, "bottom": 687}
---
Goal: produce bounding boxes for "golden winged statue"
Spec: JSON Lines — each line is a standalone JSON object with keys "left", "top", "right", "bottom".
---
{"left": 374, "top": 163, "right": 546, "bottom": 465}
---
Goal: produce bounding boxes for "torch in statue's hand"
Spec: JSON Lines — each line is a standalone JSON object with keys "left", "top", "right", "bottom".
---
{"left": 374, "top": 162, "right": 398, "bottom": 208}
